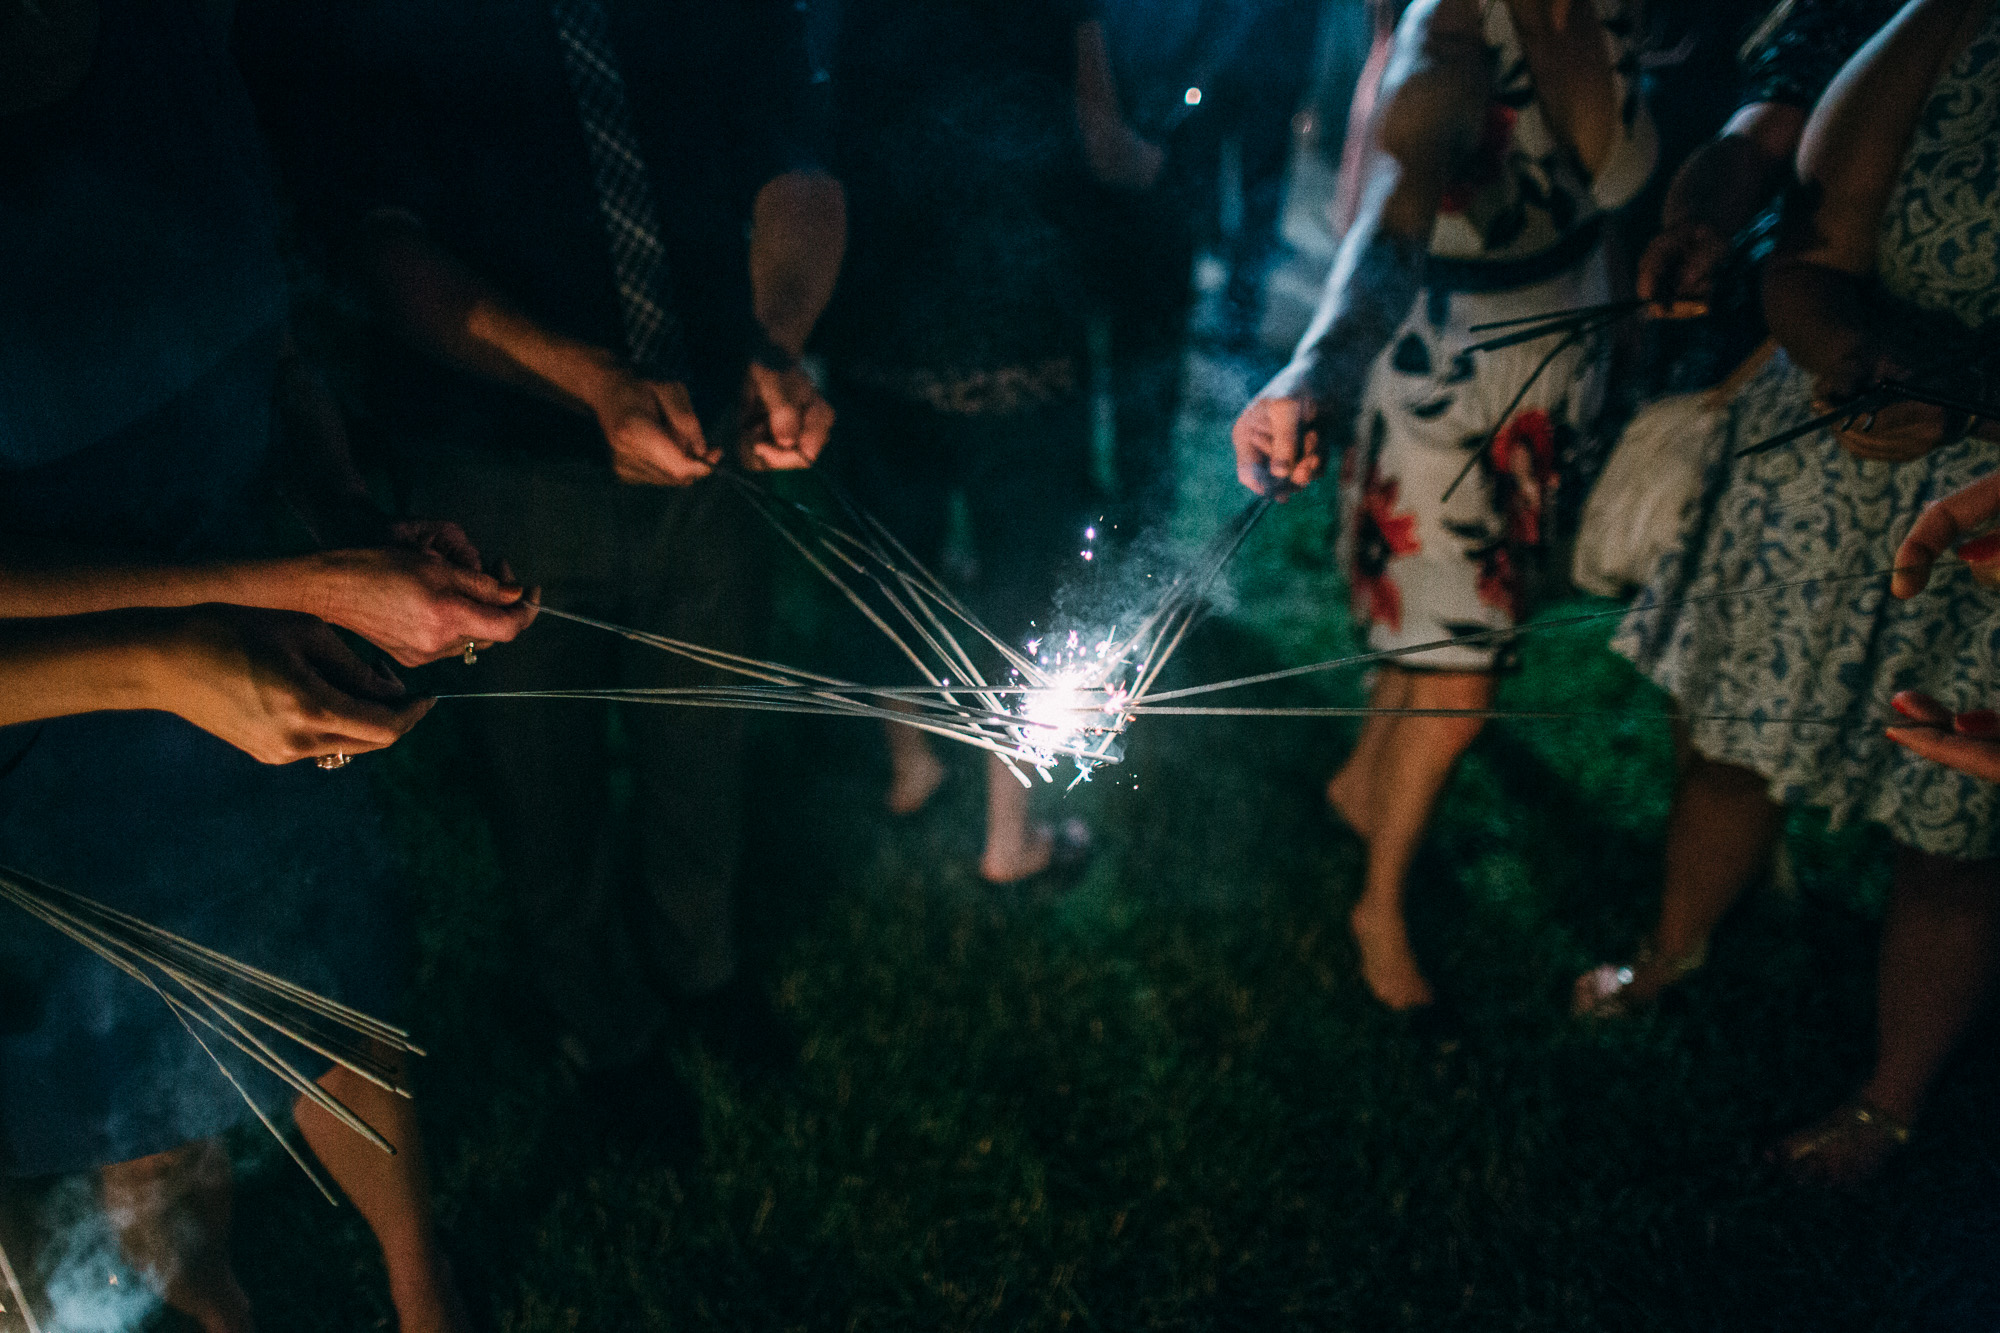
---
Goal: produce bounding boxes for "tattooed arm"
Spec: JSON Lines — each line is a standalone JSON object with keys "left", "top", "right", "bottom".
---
{"left": 1232, "top": 0, "right": 1487, "bottom": 497}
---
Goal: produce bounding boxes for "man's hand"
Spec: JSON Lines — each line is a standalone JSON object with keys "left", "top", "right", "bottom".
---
{"left": 739, "top": 361, "right": 834, "bottom": 471}
{"left": 1887, "top": 690, "right": 2000, "bottom": 783}
{"left": 1637, "top": 220, "right": 1727, "bottom": 320}
{"left": 1892, "top": 472, "right": 2000, "bottom": 597}
{"left": 589, "top": 368, "right": 720, "bottom": 486}
{"left": 1233, "top": 392, "right": 1325, "bottom": 498}
{"left": 312, "top": 543, "right": 539, "bottom": 667}
{"left": 155, "top": 608, "right": 432, "bottom": 765}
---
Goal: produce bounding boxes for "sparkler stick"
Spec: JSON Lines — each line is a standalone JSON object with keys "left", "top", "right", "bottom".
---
{"left": 0, "top": 866, "right": 427, "bottom": 1203}
{"left": 1123, "top": 705, "right": 1843, "bottom": 724}
{"left": 1733, "top": 379, "right": 1999, "bottom": 459}
{"left": 1140, "top": 555, "right": 1969, "bottom": 703}
{"left": 1466, "top": 299, "right": 1649, "bottom": 335}
{"left": 0, "top": 1228, "right": 44, "bottom": 1333}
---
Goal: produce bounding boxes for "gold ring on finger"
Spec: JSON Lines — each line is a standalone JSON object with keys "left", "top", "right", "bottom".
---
{"left": 317, "top": 753, "right": 351, "bottom": 771}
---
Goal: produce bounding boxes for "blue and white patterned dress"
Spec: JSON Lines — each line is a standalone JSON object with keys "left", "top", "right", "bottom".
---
{"left": 1615, "top": 2, "right": 2000, "bottom": 859}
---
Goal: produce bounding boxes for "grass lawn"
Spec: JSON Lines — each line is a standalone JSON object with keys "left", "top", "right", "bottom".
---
{"left": 220, "top": 356, "right": 2000, "bottom": 1333}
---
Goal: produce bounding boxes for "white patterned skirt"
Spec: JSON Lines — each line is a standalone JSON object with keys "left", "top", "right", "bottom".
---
{"left": 1337, "top": 249, "right": 1611, "bottom": 672}
{"left": 1614, "top": 350, "right": 2000, "bottom": 860}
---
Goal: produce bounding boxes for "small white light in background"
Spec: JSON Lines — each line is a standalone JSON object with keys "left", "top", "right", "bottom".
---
{"left": 1183, "top": 86, "right": 1202, "bottom": 106}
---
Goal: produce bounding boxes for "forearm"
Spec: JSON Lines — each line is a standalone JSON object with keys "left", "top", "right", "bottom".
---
{"left": 1663, "top": 105, "right": 1802, "bottom": 239}
{"left": 351, "top": 208, "right": 620, "bottom": 414}
{"left": 1762, "top": 256, "right": 1869, "bottom": 389}
{"left": 1268, "top": 163, "right": 1428, "bottom": 419}
{"left": 0, "top": 554, "right": 329, "bottom": 623}
{"left": 0, "top": 612, "right": 175, "bottom": 726}
{"left": 749, "top": 171, "right": 847, "bottom": 358}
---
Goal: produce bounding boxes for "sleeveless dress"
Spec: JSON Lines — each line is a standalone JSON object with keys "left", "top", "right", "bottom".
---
{"left": 1336, "top": 0, "right": 1656, "bottom": 672}
{"left": 1615, "top": 2, "right": 2000, "bottom": 860}
{"left": 0, "top": 0, "right": 404, "bottom": 1177}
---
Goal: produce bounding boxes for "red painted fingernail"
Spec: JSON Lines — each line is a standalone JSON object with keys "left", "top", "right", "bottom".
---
{"left": 1956, "top": 532, "right": 2000, "bottom": 563}
{"left": 1890, "top": 693, "right": 1925, "bottom": 719}
{"left": 1956, "top": 710, "right": 2000, "bottom": 737}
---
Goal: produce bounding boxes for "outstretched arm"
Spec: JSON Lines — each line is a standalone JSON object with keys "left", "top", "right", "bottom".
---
{"left": 1233, "top": 0, "right": 1487, "bottom": 496}
{"left": 0, "top": 608, "right": 431, "bottom": 764}
{"left": 351, "top": 209, "right": 718, "bottom": 486}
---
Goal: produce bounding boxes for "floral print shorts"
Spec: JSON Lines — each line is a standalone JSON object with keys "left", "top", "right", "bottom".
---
{"left": 1336, "top": 254, "right": 1610, "bottom": 672}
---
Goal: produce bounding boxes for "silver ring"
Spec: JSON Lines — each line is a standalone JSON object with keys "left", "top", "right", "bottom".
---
{"left": 316, "top": 753, "right": 351, "bottom": 771}
{"left": 462, "top": 639, "right": 479, "bottom": 666}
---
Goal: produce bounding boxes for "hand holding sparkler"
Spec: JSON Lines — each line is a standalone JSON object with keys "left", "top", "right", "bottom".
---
{"left": 1233, "top": 390, "right": 1325, "bottom": 498}
{"left": 585, "top": 361, "right": 720, "bottom": 486}
{"left": 1886, "top": 690, "right": 2000, "bottom": 784}
{"left": 739, "top": 358, "right": 835, "bottom": 472}
{"left": 312, "top": 539, "right": 538, "bottom": 668}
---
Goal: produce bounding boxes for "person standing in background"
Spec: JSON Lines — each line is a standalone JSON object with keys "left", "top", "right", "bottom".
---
{"left": 819, "top": 0, "right": 1159, "bottom": 881}
{"left": 235, "top": 0, "right": 847, "bottom": 1138}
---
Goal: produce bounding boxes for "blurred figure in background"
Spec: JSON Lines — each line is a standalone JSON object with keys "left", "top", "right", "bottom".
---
{"left": 236, "top": 0, "right": 845, "bottom": 1134}
{"left": 1234, "top": 0, "right": 1655, "bottom": 1009}
{"left": 821, "top": 0, "right": 1156, "bottom": 883}
{"left": 1087, "top": 0, "right": 1325, "bottom": 528}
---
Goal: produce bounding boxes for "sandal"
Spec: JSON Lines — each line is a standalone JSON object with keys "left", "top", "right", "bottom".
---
{"left": 1571, "top": 939, "right": 1706, "bottom": 1019}
{"left": 1774, "top": 1097, "right": 1912, "bottom": 1187}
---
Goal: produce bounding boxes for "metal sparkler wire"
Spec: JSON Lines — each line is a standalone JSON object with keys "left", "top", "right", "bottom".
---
{"left": 1138, "top": 555, "right": 1972, "bottom": 704}
{"left": 1734, "top": 380, "right": 2000, "bottom": 458}
{"left": 1438, "top": 319, "right": 1599, "bottom": 506}
{"left": 0, "top": 1226, "right": 42, "bottom": 1333}
{"left": 1121, "top": 705, "right": 1845, "bottom": 724}
{"left": 0, "top": 865, "right": 425, "bottom": 1206}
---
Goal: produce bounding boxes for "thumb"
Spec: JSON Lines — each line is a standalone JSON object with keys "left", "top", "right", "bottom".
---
{"left": 443, "top": 562, "right": 522, "bottom": 606}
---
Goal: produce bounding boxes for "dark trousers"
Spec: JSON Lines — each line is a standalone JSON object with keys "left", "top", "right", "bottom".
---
{"left": 825, "top": 381, "right": 1100, "bottom": 678}
{"left": 407, "top": 453, "right": 769, "bottom": 1067}
{"left": 1084, "top": 185, "right": 1197, "bottom": 530}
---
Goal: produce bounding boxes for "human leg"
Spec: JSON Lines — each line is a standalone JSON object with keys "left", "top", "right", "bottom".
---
{"left": 1575, "top": 736, "right": 1784, "bottom": 1014}
{"left": 99, "top": 1139, "right": 250, "bottom": 1333}
{"left": 294, "top": 1067, "right": 466, "bottom": 1333}
{"left": 1779, "top": 849, "right": 1999, "bottom": 1184}
{"left": 1345, "top": 669, "right": 1492, "bottom": 1010}
{"left": 1325, "top": 667, "right": 1411, "bottom": 838}
{"left": 962, "top": 393, "right": 1100, "bottom": 880}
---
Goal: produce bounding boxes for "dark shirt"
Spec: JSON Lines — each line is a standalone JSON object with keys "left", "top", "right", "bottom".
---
{"left": 1741, "top": 0, "right": 1906, "bottom": 109}
{"left": 819, "top": 0, "right": 1099, "bottom": 376}
{"left": 235, "top": 0, "right": 824, "bottom": 465}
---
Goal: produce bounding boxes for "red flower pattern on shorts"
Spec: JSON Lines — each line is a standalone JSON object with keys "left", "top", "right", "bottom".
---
{"left": 1489, "top": 407, "right": 1558, "bottom": 547}
{"left": 1353, "top": 470, "right": 1421, "bottom": 630}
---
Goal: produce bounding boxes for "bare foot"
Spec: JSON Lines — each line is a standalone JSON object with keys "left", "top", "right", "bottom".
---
{"left": 1774, "top": 1098, "right": 1911, "bottom": 1187}
{"left": 980, "top": 823, "right": 1053, "bottom": 885}
{"left": 1325, "top": 766, "right": 1372, "bottom": 838}
{"left": 886, "top": 745, "right": 948, "bottom": 816}
{"left": 1570, "top": 942, "right": 1706, "bottom": 1018}
{"left": 1348, "top": 899, "right": 1435, "bottom": 1010}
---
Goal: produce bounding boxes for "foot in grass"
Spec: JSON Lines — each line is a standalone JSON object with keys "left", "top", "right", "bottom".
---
{"left": 980, "top": 822, "right": 1054, "bottom": 884}
{"left": 1349, "top": 898, "right": 1434, "bottom": 1010}
{"left": 1325, "top": 766, "right": 1372, "bottom": 838}
{"left": 1774, "top": 1096, "right": 1912, "bottom": 1188}
{"left": 886, "top": 744, "right": 948, "bottom": 815}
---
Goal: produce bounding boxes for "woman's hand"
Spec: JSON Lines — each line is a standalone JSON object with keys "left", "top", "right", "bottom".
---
{"left": 310, "top": 542, "right": 539, "bottom": 668}
{"left": 1887, "top": 690, "right": 2000, "bottom": 783}
{"left": 1890, "top": 471, "right": 2000, "bottom": 597}
{"left": 1825, "top": 396, "right": 1961, "bottom": 463}
{"left": 1232, "top": 391, "right": 1325, "bottom": 498}
{"left": 149, "top": 608, "right": 433, "bottom": 765}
